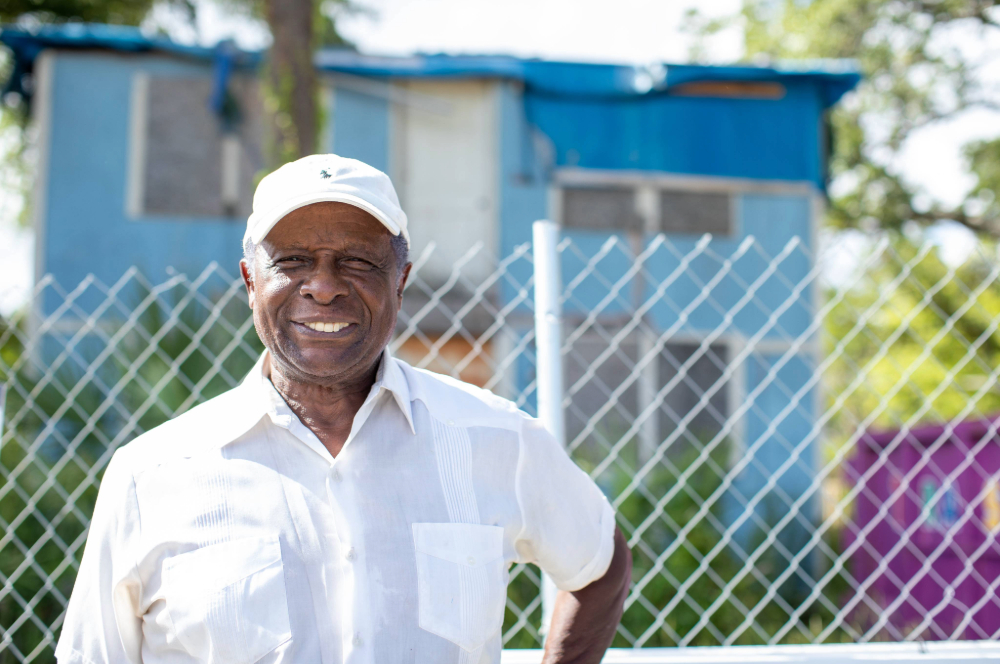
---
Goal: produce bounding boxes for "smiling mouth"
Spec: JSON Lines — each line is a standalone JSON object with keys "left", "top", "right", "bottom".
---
{"left": 296, "top": 321, "right": 353, "bottom": 333}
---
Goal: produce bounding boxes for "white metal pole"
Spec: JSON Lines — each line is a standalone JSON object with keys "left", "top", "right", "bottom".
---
{"left": 532, "top": 219, "right": 564, "bottom": 637}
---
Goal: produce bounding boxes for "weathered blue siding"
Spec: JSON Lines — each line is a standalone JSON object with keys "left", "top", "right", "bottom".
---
{"left": 524, "top": 80, "right": 826, "bottom": 190}
{"left": 330, "top": 87, "right": 390, "bottom": 173}
{"left": 728, "top": 351, "right": 819, "bottom": 570}
{"left": 42, "top": 52, "right": 246, "bottom": 303}
{"left": 498, "top": 81, "right": 548, "bottom": 304}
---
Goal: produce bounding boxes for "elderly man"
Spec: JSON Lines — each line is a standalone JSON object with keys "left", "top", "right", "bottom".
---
{"left": 56, "top": 155, "right": 631, "bottom": 664}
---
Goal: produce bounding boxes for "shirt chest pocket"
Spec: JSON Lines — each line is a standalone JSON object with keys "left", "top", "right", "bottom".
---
{"left": 162, "top": 535, "right": 292, "bottom": 664}
{"left": 412, "top": 523, "right": 506, "bottom": 653}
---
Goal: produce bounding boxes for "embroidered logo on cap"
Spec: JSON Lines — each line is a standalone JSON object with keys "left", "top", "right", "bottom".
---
{"left": 319, "top": 169, "right": 333, "bottom": 179}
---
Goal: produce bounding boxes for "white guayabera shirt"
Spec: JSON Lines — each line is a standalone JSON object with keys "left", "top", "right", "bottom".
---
{"left": 56, "top": 350, "right": 616, "bottom": 664}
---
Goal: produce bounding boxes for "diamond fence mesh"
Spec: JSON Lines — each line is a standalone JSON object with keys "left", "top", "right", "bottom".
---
{"left": 2, "top": 231, "right": 1000, "bottom": 660}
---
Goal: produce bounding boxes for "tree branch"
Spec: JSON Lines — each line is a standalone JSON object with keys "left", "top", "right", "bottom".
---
{"left": 908, "top": 207, "right": 1000, "bottom": 239}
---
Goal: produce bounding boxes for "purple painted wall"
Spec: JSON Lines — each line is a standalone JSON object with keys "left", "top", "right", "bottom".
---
{"left": 845, "top": 417, "right": 1000, "bottom": 639}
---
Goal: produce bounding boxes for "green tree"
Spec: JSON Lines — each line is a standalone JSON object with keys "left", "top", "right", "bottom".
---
{"left": 824, "top": 235, "right": 1000, "bottom": 446}
{"left": 212, "top": 0, "right": 356, "bottom": 165}
{"left": 0, "top": 0, "right": 190, "bottom": 24}
{"left": 682, "top": 0, "right": 1000, "bottom": 429}
{"left": 687, "top": 0, "right": 1000, "bottom": 237}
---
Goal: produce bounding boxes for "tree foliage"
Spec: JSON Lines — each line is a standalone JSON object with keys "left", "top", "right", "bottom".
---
{"left": 0, "top": 0, "right": 193, "bottom": 25}
{"left": 211, "top": 0, "right": 355, "bottom": 163}
{"left": 823, "top": 235, "right": 1000, "bottom": 452}
{"left": 689, "top": 0, "right": 1000, "bottom": 237}
{"left": 211, "top": 0, "right": 357, "bottom": 48}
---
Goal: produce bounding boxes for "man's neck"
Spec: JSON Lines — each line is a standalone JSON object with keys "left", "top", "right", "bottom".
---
{"left": 265, "top": 353, "right": 381, "bottom": 458}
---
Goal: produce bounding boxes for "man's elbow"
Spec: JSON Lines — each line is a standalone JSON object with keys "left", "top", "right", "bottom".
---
{"left": 607, "top": 525, "right": 632, "bottom": 605}
{"left": 576, "top": 525, "right": 632, "bottom": 606}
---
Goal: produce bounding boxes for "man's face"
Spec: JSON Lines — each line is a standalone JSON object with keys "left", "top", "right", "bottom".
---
{"left": 241, "top": 202, "right": 410, "bottom": 386}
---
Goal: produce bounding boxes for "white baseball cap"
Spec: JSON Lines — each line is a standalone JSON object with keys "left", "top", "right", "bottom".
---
{"left": 245, "top": 154, "right": 408, "bottom": 246}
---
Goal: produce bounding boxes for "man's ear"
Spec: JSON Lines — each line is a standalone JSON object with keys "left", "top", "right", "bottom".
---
{"left": 240, "top": 259, "right": 255, "bottom": 310}
{"left": 396, "top": 263, "right": 412, "bottom": 306}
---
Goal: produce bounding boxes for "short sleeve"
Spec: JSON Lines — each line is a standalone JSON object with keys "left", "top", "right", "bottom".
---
{"left": 56, "top": 449, "right": 143, "bottom": 664}
{"left": 513, "top": 415, "right": 617, "bottom": 592}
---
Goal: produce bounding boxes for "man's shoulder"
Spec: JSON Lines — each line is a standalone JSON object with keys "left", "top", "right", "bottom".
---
{"left": 395, "top": 358, "right": 523, "bottom": 432}
{"left": 114, "top": 385, "right": 257, "bottom": 472}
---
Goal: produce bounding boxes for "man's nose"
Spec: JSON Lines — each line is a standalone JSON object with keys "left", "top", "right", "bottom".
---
{"left": 299, "top": 265, "right": 349, "bottom": 304}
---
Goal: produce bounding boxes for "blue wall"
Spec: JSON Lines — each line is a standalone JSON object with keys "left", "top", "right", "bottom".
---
{"left": 726, "top": 350, "right": 819, "bottom": 580}
{"left": 330, "top": 87, "right": 390, "bottom": 173}
{"left": 42, "top": 52, "right": 247, "bottom": 306}
{"left": 524, "top": 81, "right": 825, "bottom": 184}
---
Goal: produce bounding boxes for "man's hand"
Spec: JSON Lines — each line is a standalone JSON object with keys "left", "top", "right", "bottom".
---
{"left": 542, "top": 526, "right": 632, "bottom": 664}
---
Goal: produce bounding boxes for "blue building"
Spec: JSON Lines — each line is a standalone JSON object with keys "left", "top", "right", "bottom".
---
{"left": 2, "top": 24, "right": 859, "bottom": 557}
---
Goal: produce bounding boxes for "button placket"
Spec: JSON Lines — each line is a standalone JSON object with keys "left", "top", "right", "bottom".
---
{"left": 325, "top": 463, "right": 343, "bottom": 511}
{"left": 324, "top": 438, "right": 375, "bottom": 664}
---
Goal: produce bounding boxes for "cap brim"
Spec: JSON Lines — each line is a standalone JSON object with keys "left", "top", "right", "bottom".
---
{"left": 247, "top": 191, "right": 405, "bottom": 244}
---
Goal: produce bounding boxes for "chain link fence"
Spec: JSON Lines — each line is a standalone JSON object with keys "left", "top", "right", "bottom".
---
{"left": 2, "top": 230, "right": 1000, "bottom": 661}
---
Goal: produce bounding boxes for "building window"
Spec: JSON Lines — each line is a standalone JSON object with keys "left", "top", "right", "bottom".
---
{"left": 127, "top": 73, "right": 264, "bottom": 219}
{"left": 559, "top": 182, "right": 735, "bottom": 237}
{"left": 563, "top": 331, "right": 732, "bottom": 457}
{"left": 657, "top": 341, "right": 730, "bottom": 441}
{"left": 659, "top": 189, "right": 732, "bottom": 235}
{"left": 562, "top": 186, "right": 643, "bottom": 232}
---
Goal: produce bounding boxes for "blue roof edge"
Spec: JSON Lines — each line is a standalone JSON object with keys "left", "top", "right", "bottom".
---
{"left": 0, "top": 23, "right": 861, "bottom": 107}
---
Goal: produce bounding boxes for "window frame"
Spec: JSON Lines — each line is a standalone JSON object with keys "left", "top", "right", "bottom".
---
{"left": 562, "top": 324, "right": 745, "bottom": 466}
{"left": 551, "top": 168, "right": 818, "bottom": 238}
{"left": 125, "top": 70, "right": 260, "bottom": 221}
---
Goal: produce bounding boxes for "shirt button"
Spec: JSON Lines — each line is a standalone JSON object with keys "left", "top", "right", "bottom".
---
{"left": 467, "top": 555, "right": 476, "bottom": 565}
{"left": 345, "top": 547, "right": 356, "bottom": 561}
{"left": 331, "top": 469, "right": 341, "bottom": 482}
{"left": 447, "top": 420, "right": 455, "bottom": 426}
{"left": 353, "top": 633, "right": 363, "bottom": 647}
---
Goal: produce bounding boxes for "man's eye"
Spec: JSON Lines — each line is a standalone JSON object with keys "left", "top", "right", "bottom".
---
{"left": 343, "top": 258, "right": 374, "bottom": 269}
{"left": 275, "top": 257, "right": 305, "bottom": 266}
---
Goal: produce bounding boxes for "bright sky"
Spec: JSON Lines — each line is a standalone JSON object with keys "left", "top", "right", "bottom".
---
{"left": 169, "top": 0, "right": 745, "bottom": 63}
{"left": 338, "top": 0, "right": 745, "bottom": 64}
{"left": 1, "top": 0, "right": 999, "bottom": 313}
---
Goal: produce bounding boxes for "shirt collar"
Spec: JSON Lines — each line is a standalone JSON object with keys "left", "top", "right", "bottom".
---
{"left": 225, "top": 347, "right": 416, "bottom": 448}
{"left": 374, "top": 347, "right": 416, "bottom": 434}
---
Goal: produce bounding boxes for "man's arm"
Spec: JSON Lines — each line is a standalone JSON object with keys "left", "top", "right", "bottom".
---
{"left": 542, "top": 526, "right": 632, "bottom": 664}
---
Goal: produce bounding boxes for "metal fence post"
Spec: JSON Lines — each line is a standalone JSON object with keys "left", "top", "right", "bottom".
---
{"left": 533, "top": 219, "right": 565, "bottom": 637}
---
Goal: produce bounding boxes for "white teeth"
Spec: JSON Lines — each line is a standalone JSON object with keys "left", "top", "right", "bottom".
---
{"left": 304, "top": 321, "right": 349, "bottom": 333}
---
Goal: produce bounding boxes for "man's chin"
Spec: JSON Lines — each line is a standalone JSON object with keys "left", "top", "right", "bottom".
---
{"left": 277, "top": 345, "right": 377, "bottom": 380}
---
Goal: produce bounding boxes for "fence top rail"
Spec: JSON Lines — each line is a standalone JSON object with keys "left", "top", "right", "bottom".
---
{"left": 501, "top": 641, "right": 1000, "bottom": 663}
